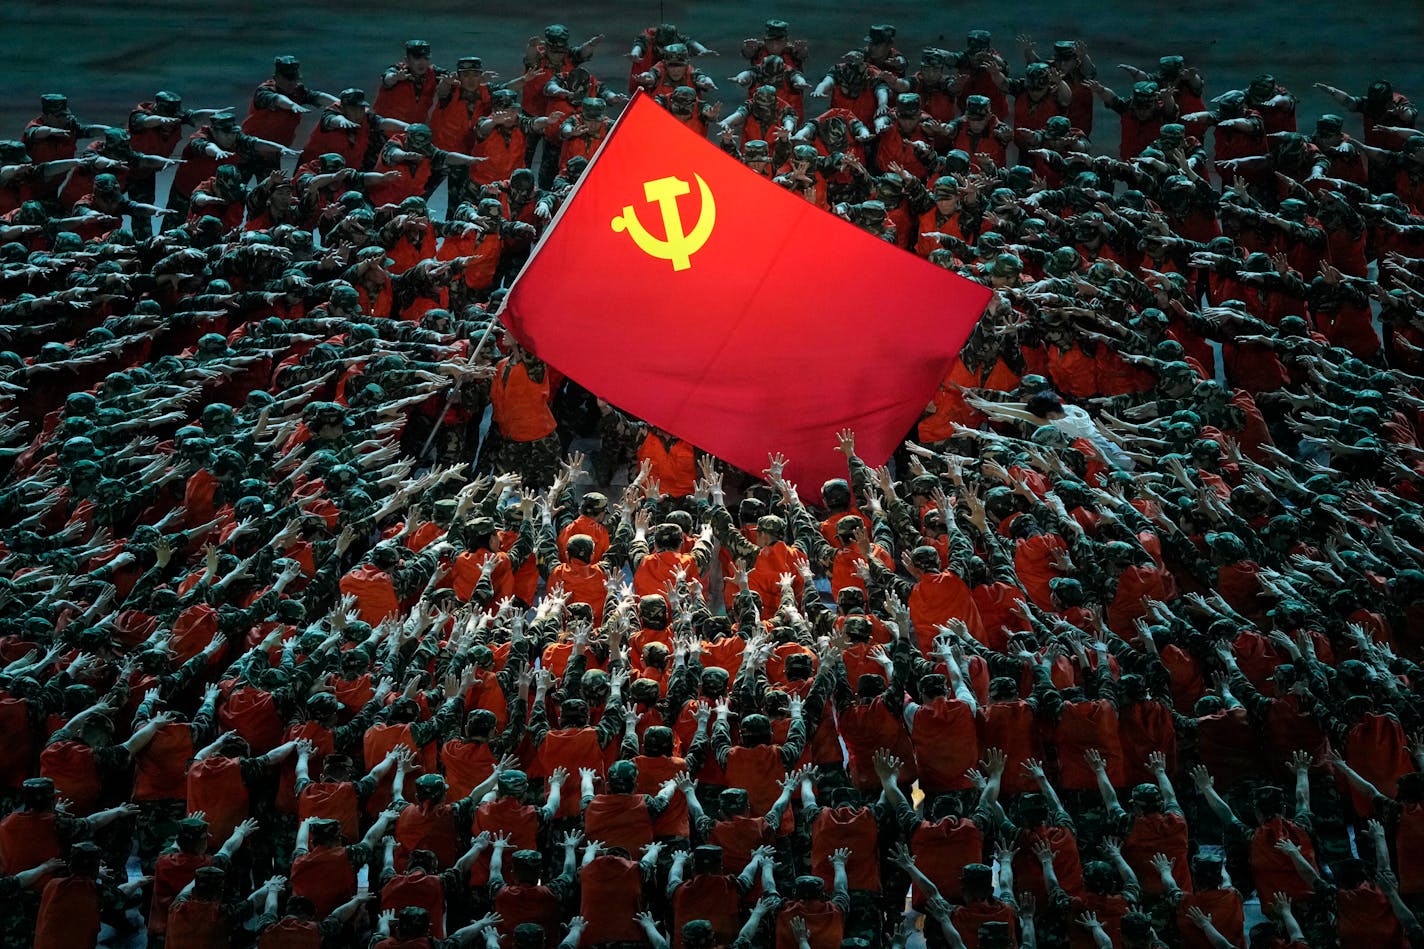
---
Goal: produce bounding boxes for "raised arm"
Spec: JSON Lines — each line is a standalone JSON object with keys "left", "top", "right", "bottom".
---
{"left": 634, "top": 911, "right": 669, "bottom": 949}
{"left": 1188, "top": 765, "right": 1240, "bottom": 828}
{"left": 1085, "top": 748, "right": 1121, "bottom": 813}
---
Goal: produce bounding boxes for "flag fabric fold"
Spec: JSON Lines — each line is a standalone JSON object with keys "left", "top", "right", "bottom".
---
{"left": 501, "top": 92, "right": 992, "bottom": 492}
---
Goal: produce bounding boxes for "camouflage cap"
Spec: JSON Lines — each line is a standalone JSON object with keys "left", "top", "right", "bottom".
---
{"left": 177, "top": 816, "right": 210, "bottom": 837}
{"left": 1316, "top": 113, "right": 1345, "bottom": 134}
{"left": 756, "top": 514, "right": 786, "bottom": 535}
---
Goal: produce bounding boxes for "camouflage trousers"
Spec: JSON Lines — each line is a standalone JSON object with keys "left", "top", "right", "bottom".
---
{"left": 489, "top": 432, "right": 562, "bottom": 485}
{"left": 129, "top": 174, "right": 159, "bottom": 239}
{"left": 594, "top": 412, "right": 637, "bottom": 485}
{"left": 136, "top": 799, "right": 187, "bottom": 873}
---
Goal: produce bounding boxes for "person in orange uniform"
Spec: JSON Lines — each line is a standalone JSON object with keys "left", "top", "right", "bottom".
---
{"left": 637, "top": 44, "right": 718, "bottom": 99}
{"left": 371, "top": 123, "right": 485, "bottom": 205}
{"left": 242, "top": 56, "right": 337, "bottom": 179}
{"left": 708, "top": 463, "right": 810, "bottom": 614}
{"left": 768, "top": 855, "right": 853, "bottom": 949}
{"left": 128, "top": 90, "right": 222, "bottom": 237}
{"left": 484, "top": 343, "right": 562, "bottom": 485}
{"left": 810, "top": 52, "right": 891, "bottom": 126}
{"left": 0, "top": 776, "right": 130, "bottom": 880}
{"left": 915, "top": 175, "right": 982, "bottom": 258}
{"left": 627, "top": 24, "right": 717, "bottom": 94}
{"left": 290, "top": 809, "right": 398, "bottom": 917}
{"left": 432, "top": 57, "right": 525, "bottom": 201}
{"left": 873, "top": 93, "right": 939, "bottom": 180}
{"left": 521, "top": 24, "right": 604, "bottom": 132}
{"left": 166, "top": 866, "right": 283, "bottom": 948}
{"left": 375, "top": 40, "right": 446, "bottom": 126}
{"left": 148, "top": 815, "right": 261, "bottom": 943}
{"left": 633, "top": 521, "right": 714, "bottom": 599}
{"left": 299, "top": 88, "right": 409, "bottom": 170}
{"left": 545, "top": 534, "right": 618, "bottom": 623}
{"left": 634, "top": 427, "right": 699, "bottom": 499}
{"left": 553, "top": 486, "right": 614, "bottom": 562}
{"left": 557, "top": 98, "right": 614, "bottom": 175}
{"left": 33, "top": 841, "right": 147, "bottom": 949}
{"left": 339, "top": 540, "right": 446, "bottom": 626}
{"left": 471, "top": 90, "right": 561, "bottom": 189}
{"left": 579, "top": 758, "right": 681, "bottom": 856}
{"left": 941, "top": 95, "right": 1013, "bottom": 170}
{"left": 253, "top": 888, "right": 366, "bottom": 948}
{"left": 23, "top": 94, "right": 106, "bottom": 178}
{"left": 529, "top": 668, "right": 627, "bottom": 819}
{"left": 431, "top": 58, "right": 496, "bottom": 156}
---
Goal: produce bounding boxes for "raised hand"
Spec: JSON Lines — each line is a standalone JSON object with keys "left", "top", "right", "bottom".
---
{"left": 835, "top": 429, "right": 856, "bottom": 457}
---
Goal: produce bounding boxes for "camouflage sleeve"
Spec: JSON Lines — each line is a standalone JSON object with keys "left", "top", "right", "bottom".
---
{"left": 801, "top": 582, "right": 832, "bottom": 629}
{"left": 666, "top": 660, "right": 701, "bottom": 719}
{"left": 866, "top": 550, "right": 914, "bottom": 601}
{"left": 252, "top": 85, "right": 283, "bottom": 112}
{"left": 393, "top": 549, "right": 439, "bottom": 599}
{"left": 506, "top": 521, "right": 536, "bottom": 570}
{"left": 552, "top": 484, "right": 578, "bottom": 534}
{"left": 885, "top": 492, "right": 924, "bottom": 555}
{"left": 711, "top": 503, "right": 758, "bottom": 560}
{"left": 594, "top": 701, "right": 626, "bottom": 748}
{"left": 412, "top": 697, "right": 464, "bottom": 746}
{"left": 689, "top": 532, "right": 715, "bottom": 573}
{"left": 846, "top": 454, "right": 876, "bottom": 498}
{"left": 777, "top": 718, "right": 807, "bottom": 769}
{"left": 790, "top": 504, "right": 833, "bottom": 567}
{"left": 710, "top": 718, "right": 733, "bottom": 769}
{"left": 600, "top": 522, "right": 633, "bottom": 571}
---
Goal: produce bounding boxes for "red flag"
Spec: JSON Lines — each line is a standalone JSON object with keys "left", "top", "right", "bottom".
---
{"left": 502, "top": 92, "right": 991, "bottom": 492}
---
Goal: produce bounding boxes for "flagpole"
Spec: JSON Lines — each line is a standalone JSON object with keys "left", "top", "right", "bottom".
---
{"left": 417, "top": 312, "right": 502, "bottom": 461}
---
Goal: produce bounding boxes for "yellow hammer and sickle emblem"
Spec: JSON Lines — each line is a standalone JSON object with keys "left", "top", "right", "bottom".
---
{"left": 610, "top": 174, "right": 716, "bottom": 271}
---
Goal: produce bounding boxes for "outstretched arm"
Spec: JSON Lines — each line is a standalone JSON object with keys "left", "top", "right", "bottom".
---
{"left": 1086, "top": 748, "right": 1121, "bottom": 813}
{"left": 634, "top": 912, "right": 669, "bottom": 949}
{"left": 1188, "top": 765, "right": 1240, "bottom": 828}
{"left": 1273, "top": 837, "right": 1321, "bottom": 891}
